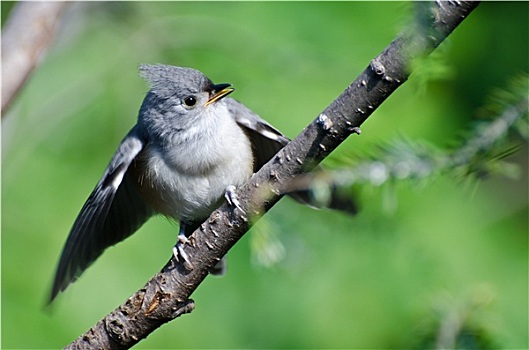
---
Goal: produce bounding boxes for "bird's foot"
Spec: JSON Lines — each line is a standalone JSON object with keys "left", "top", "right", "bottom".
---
{"left": 225, "top": 185, "right": 245, "bottom": 214}
{"left": 172, "top": 233, "right": 193, "bottom": 270}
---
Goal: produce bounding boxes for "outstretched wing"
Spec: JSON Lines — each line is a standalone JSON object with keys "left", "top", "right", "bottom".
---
{"left": 226, "top": 98, "right": 290, "bottom": 171}
{"left": 50, "top": 127, "right": 153, "bottom": 302}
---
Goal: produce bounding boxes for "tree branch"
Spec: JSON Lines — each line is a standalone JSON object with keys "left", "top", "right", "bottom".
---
{"left": 1, "top": 1, "right": 69, "bottom": 115}
{"left": 65, "top": 2, "right": 480, "bottom": 349}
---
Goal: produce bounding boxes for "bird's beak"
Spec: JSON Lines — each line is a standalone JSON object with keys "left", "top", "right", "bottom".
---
{"left": 205, "top": 83, "right": 234, "bottom": 106}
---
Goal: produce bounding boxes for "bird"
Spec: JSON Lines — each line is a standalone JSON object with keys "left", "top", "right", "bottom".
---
{"left": 49, "top": 64, "right": 355, "bottom": 303}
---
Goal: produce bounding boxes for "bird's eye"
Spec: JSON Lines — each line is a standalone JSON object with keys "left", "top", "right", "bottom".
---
{"left": 183, "top": 96, "right": 197, "bottom": 108}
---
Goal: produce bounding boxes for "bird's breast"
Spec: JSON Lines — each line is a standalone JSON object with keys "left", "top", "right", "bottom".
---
{"left": 133, "top": 121, "right": 253, "bottom": 222}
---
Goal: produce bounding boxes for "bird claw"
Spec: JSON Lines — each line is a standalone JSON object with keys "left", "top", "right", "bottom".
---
{"left": 225, "top": 185, "right": 245, "bottom": 214}
{"left": 173, "top": 233, "right": 193, "bottom": 270}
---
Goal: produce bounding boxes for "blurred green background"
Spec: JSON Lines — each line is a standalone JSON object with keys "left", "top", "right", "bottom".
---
{"left": 2, "top": 2, "right": 527, "bottom": 349}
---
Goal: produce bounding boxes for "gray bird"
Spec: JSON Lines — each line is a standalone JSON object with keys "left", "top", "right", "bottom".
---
{"left": 50, "top": 64, "right": 354, "bottom": 302}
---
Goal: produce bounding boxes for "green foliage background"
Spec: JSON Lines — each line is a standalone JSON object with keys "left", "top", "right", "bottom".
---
{"left": 2, "top": 2, "right": 527, "bottom": 349}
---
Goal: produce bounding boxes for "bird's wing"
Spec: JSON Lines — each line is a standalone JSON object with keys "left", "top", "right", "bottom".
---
{"left": 50, "top": 127, "right": 153, "bottom": 302}
{"left": 227, "top": 98, "right": 357, "bottom": 214}
{"left": 226, "top": 98, "right": 290, "bottom": 171}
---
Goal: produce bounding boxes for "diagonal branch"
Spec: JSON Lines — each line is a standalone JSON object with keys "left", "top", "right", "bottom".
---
{"left": 1, "top": 2, "right": 70, "bottom": 115}
{"left": 65, "top": 2, "right": 480, "bottom": 349}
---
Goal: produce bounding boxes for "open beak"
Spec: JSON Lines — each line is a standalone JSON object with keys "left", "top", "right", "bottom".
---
{"left": 205, "top": 83, "right": 234, "bottom": 106}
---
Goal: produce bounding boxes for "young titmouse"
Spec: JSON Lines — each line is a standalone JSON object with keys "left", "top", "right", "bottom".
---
{"left": 49, "top": 64, "right": 354, "bottom": 303}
